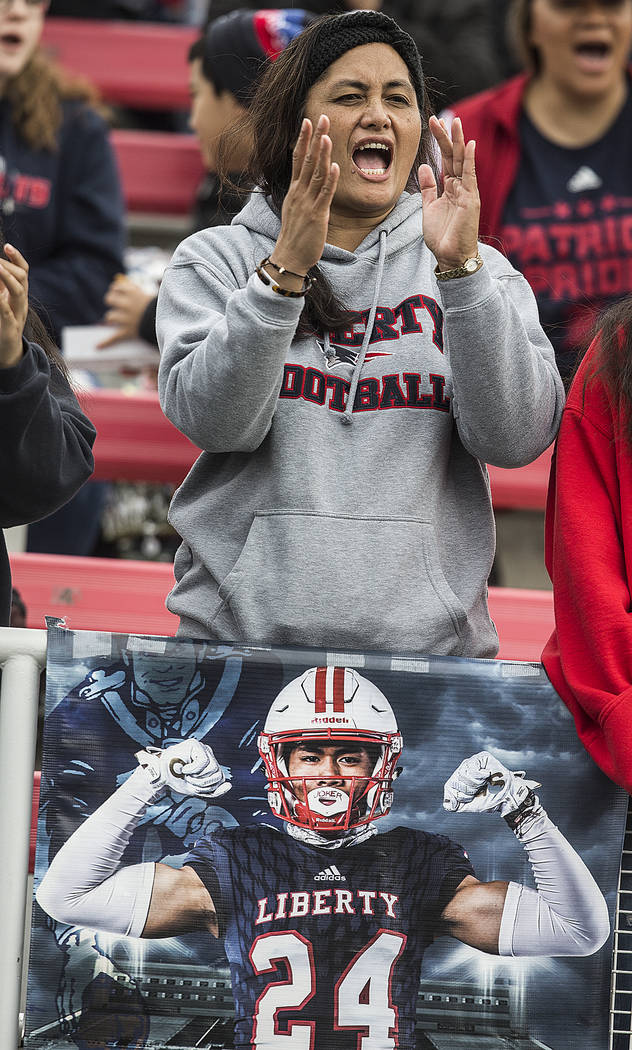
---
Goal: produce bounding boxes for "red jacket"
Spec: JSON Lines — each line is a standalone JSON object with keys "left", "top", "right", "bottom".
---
{"left": 449, "top": 74, "right": 530, "bottom": 241}
{"left": 542, "top": 340, "right": 632, "bottom": 791}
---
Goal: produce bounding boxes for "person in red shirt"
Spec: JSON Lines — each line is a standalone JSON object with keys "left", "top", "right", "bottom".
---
{"left": 542, "top": 298, "right": 632, "bottom": 792}
{"left": 448, "top": 0, "right": 632, "bottom": 383}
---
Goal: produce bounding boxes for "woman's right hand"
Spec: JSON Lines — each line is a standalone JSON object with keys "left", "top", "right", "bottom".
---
{"left": 270, "top": 114, "right": 340, "bottom": 280}
{"left": 0, "top": 243, "right": 29, "bottom": 369}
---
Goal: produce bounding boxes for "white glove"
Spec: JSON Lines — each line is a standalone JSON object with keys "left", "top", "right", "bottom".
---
{"left": 443, "top": 751, "right": 540, "bottom": 823}
{"left": 135, "top": 740, "right": 231, "bottom": 799}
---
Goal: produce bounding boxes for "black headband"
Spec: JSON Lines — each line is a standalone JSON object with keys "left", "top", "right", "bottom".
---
{"left": 302, "top": 11, "right": 425, "bottom": 111}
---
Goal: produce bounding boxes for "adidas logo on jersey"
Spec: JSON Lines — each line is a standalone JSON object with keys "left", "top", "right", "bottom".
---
{"left": 314, "top": 865, "right": 346, "bottom": 881}
{"left": 567, "top": 165, "right": 603, "bottom": 193}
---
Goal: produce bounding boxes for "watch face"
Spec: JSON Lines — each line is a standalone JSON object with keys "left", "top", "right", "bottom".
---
{"left": 464, "top": 257, "right": 479, "bottom": 273}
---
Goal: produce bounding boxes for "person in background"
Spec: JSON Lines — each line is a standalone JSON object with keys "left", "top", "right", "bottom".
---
{"left": 447, "top": 0, "right": 632, "bottom": 385}
{"left": 0, "top": 0, "right": 125, "bottom": 344}
{"left": 205, "top": 0, "right": 505, "bottom": 108}
{"left": 0, "top": 239, "right": 96, "bottom": 625}
{"left": 542, "top": 298, "right": 632, "bottom": 794}
{"left": 99, "top": 8, "right": 312, "bottom": 350}
{"left": 155, "top": 10, "right": 563, "bottom": 656}
{"left": 0, "top": 0, "right": 125, "bottom": 555}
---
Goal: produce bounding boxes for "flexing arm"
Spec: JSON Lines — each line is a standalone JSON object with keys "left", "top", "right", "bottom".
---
{"left": 438, "top": 752, "right": 610, "bottom": 957}
{"left": 36, "top": 741, "right": 229, "bottom": 939}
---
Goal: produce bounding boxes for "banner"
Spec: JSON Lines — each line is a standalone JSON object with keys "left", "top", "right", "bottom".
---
{"left": 25, "top": 622, "right": 627, "bottom": 1049}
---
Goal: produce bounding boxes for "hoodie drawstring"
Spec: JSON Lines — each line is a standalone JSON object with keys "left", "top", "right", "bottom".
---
{"left": 341, "top": 229, "right": 387, "bottom": 426}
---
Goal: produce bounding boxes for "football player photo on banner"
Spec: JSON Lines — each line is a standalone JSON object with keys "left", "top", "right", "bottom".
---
{"left": 26, "top": 621, "right": 626, "bottom": 1050}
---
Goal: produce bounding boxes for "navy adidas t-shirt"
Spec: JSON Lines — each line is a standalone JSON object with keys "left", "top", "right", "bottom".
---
{"left": 186, "top": 823, "right": 474, "bottom": 1049}
{"left": 500, "top": 91, "right": 632, "bottom": 381}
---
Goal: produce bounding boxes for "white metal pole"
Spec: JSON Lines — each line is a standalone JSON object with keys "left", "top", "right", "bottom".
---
{"left": 0, "top": 629, "right": 47, "bottom": 1050}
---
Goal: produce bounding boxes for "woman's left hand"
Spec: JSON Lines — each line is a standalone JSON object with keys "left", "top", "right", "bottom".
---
{"left": 0, "top": 243, "right": 29, "bottom": 369}
{"left": 419, "top": 115, "right": 481, "bottom": 271}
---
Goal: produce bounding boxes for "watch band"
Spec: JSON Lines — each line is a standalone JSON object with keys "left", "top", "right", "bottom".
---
{"left": 435, "top": 254, "right": 484, "bottom": 281}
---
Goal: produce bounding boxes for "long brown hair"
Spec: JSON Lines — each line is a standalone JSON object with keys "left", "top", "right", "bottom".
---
{"left": 507, "top": 0, "right": 538, "bottom": 72}
{"left": 7, "top": 48, "right": 105, "bottom": 152}
{"left": 228, "top": 17, "right": 437, "bottom": 337}
{"left": 584, "top": 298, "right": 632, "bottom": 442}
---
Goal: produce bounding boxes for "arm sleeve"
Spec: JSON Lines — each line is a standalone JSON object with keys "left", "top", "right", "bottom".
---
{"left": 435, "top": 249, "right": 565, "bottom": 467}
{"left": 28, "top": 106, "right": 126, "bottom": 342}
{"left": 35, "top": 767, "right": 159, "bottom": 937}
{"left": 542, "top": 390, "right": 632, "bottom": 790}
{"left": 498, "top": 809, "right": 610, "bottom": 957}
{"left": 156, "top": 250, "right": 304, "bottom": 453}
{"left": 0, "top": 341, "right": 95, "bottom": 526}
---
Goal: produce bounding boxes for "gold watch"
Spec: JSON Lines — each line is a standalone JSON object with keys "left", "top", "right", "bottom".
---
{"left": 435, "top": 254, "right": 484, "bottom": 281}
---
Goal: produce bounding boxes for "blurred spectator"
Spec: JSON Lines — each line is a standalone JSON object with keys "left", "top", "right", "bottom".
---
{"left": 448, "top": 0, "right": 632, "bottom": 383}
{"left": 0, "top": 0, "right": 125, "bottom": 554}
{"left": 0, "top": 239, "right": 95, "bottom": 625}
{"left": 99, "top": 8, "right": 312, "bottom": 350}
{"left": 0, "top": 1, "right": 125, "bottom": 343}
{"left": 204, "top": 0, "right": 506, "bottom": 106}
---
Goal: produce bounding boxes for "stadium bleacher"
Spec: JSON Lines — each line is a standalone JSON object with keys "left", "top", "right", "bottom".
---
{"left": 42, "top": 18, "right": 197, "bottom": 111}
{"left": 74, "top": 387, "right": 552, "bottom": 506}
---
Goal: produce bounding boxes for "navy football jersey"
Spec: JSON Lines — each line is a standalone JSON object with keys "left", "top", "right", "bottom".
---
{"left": 186, "top": 823, "right": 474, "bottom": 1049}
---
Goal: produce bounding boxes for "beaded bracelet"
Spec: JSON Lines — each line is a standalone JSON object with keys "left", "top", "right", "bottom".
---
{"left": 266, "top": 258, "right": 307, "bottom": 280}
{"left": 255, "top": 257, "right": 315, "bottom": 298}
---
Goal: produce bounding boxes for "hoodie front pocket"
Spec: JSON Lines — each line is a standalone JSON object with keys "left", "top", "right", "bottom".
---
{"left": 214, "top": 511, "right": 468, "bottom": 656}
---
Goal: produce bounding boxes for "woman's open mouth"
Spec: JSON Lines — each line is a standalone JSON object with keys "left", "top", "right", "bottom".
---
{"left": 0, "top": 33, "right": 24, "bottom": 53}
{"left": 573, "top": 40, "right": 614, "bottom": 74}
{"left": 352, "top": 142, "right": 393, "bottom": 181}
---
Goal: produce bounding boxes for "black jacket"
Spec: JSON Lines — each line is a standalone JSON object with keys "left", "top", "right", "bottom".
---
{"left": 0, "top": 342, "right": 96, "bottom": 624}
{"left": 0, "top": 98, "right": 125, "bottom": 344}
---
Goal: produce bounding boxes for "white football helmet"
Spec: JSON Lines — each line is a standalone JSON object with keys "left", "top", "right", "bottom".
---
{"left": 257, "top": 666, "right": 403, "bottom": 833}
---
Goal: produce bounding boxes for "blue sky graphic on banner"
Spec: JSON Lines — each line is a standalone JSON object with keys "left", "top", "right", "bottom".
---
{"left": 25, "top": 622, "right": 627, "bottom": 1050}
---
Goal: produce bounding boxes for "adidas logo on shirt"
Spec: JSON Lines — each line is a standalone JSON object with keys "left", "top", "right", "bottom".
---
{"left": 314, "top": 865, "right": 346, "bottom": 881}
{"left": 567, "top": 166, "right": 603, "bottom": 193}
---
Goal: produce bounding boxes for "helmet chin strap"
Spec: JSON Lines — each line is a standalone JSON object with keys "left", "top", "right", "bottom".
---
{"left": 286, "top": 819, "right": 378, "bottom": 850}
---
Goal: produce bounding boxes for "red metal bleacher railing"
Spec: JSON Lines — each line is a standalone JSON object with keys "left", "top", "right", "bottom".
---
{"left": 111, "top": 129, "right": 204, "bottom": 215}
{"left": 10, "top": 551, "right": 553, "bottom": 662}
{"left": 77, "top": 387, "right": 553, "bottom": 505}
{"left": 42, "top": 18, "right": 197, "bottom": 111}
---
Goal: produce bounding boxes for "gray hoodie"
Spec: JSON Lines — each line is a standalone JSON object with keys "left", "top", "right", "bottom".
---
{"left": 156, "top": 191, "right": 563, "bottom": 657}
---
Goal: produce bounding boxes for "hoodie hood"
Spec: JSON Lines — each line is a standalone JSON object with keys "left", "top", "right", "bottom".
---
{"left": 233, "top": 188, "right": 424, "bottom": 259}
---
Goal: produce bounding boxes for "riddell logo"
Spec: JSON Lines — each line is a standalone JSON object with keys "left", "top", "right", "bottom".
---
{"left": 314, "top": 865, "right": 346, "bottom": 881}
{"left": 311, "top": 717, "right": 349, "bottom": 724}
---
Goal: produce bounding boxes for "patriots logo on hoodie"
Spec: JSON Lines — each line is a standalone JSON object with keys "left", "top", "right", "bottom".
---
{"left": 318, "top": 342, "right": 393, "bottom": 370}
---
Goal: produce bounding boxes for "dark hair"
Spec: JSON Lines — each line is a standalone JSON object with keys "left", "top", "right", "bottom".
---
{"left": 584, "top": 297, "right": 632, "bottom": 443}
{"left": 243, "top": 13, "right": 436, "bottom": 337}
{"left": 188, "top": 28, "right": 230, "bottom": 100}
{"left": 508, "top": 0, "right": 537, "bottom": 71}
{"left": 188, "top": 10, "right": 313, "bottom": 107}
